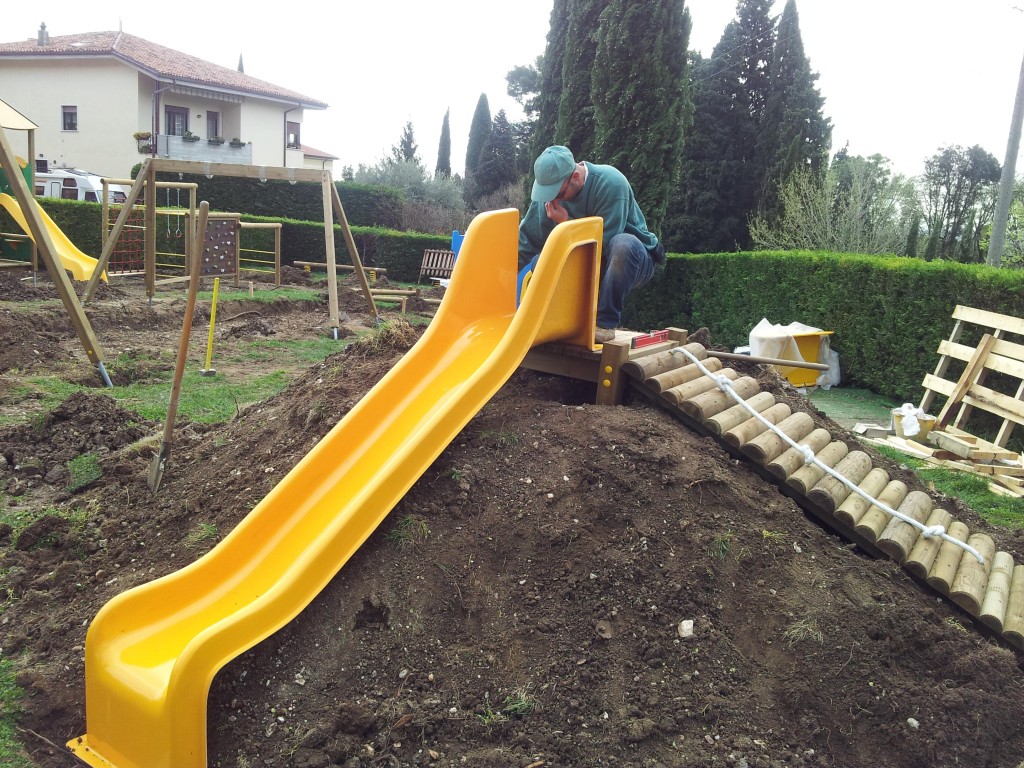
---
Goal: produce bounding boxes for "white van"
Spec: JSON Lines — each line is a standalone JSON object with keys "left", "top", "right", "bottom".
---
{"left": 34, "top": 168, "right": 129, "bottom": 204}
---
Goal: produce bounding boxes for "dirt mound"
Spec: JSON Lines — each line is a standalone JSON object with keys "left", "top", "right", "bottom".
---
{"left": 3, "top": 302, "right": 1024, "bottom": 768}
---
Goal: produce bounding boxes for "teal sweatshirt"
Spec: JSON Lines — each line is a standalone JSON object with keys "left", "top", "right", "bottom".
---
{"left": 517, "top": 161, "right": 659, "bottom": 270}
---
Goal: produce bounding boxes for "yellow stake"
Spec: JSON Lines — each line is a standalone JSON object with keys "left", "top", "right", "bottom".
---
{"left": 201, "top": 277, "right": 220, "bottom": 376}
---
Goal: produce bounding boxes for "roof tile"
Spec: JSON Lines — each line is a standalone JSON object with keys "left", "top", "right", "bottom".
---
{"left": 0, "top": 31, "right": 327, "bottom": 109}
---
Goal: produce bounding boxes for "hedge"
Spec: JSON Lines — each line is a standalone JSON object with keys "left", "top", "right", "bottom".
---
{"left": 10, "top": 198, "right": 1024, "bottom": 402}
{"left": 624, "top": 251, "right": 1024, "bottom": 402}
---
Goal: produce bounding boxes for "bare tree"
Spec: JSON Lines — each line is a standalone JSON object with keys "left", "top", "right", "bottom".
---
{"left": 749, "top": 155, "right": 918, "bottom": 254}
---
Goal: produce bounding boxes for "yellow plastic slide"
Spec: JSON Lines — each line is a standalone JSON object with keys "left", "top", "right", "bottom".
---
{"left": 68, "top": 209, "right": 604, "bottom": 768}
{"left": 0, "top": 192, "right": 106, "bottom": 282}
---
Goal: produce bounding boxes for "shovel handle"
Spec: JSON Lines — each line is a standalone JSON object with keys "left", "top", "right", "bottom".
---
{"left": 161, "top": 201, "right": 210, "bottom": 444}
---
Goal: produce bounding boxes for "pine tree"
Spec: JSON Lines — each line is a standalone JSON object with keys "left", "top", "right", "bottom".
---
{"left": 756, "top": 0, "right": 831, "bottom": 221}
{"left": 435, "top": 109, "right": 452, "bottom": 179}
{"left": 591, "top": 0, "right": 691, "bottom": 234}
{"left": 464, "top": 93, "right": 492, "bottom": 204}
{"left": 390, "top": 122, "right": 419, "bottom": 164}
{"left": 474, "top": 110, "right": 520, "bottom": 199}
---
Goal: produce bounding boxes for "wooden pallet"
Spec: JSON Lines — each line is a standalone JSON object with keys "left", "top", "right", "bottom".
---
{"left": 920, "top": 305, "right": 1024, "bottom": 447}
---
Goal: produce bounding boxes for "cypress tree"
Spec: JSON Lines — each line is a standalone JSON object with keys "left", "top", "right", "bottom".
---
{"left": 390, "top": 121, "right": 419, "bottom": 164}
{"left": 591, "top": 0, "right": 691, "bottom": 234}
{"left": 904, "top": 213, "right": 920, "bottom": 257}
{"left": 530, "top": 0, "right": 571, "bottom": 165}
{"left": 736, "top": 0, "right": 775, "bottom": 125}
{"left": 663, "top": 21, "right": 759, "bottom": 252}
{"left": 556, "top": 0, "right": 604, "bottom": 159}
{"left": 435, "top": 109, "right": 452, "bottom": 179}
{"left": 756, "top": 0, "right": 831, "bottom": 221}
{"left": 464, "top": 94, "right": 492, "bottom": 204}
{"left": 474, "top": 110, "right": 520, "bottom": 198}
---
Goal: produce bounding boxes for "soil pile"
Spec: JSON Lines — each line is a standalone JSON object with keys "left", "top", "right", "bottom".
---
{"left": 1, "top": 291, "right": 1024, "bottom": 768}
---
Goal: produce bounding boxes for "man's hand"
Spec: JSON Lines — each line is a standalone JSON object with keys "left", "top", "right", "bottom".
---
{"left": 544, "top": 200, "right": 570, "bottom": 224}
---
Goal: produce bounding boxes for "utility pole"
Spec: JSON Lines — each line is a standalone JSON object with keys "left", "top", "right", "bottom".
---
{"left": 988, "top": 13, "right": 1024, "bottom": 267}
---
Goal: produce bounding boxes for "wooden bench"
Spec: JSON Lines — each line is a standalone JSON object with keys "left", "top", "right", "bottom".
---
{"left": 418, "top": 249, "right": 456, "bottom": 284}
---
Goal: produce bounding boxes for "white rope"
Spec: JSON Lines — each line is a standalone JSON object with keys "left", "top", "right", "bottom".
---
{"left": 670, "top": 347, "right": 984, "bottom": 564}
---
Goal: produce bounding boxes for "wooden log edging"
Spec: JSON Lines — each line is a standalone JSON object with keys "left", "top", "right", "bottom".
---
{"left": 619, "top": 342, "right": 1024, "bottom": 652}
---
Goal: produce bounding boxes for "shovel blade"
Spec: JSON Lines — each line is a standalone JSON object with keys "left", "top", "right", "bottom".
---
{"left": 148, "top": 442, "right": 171, "bottom": 492}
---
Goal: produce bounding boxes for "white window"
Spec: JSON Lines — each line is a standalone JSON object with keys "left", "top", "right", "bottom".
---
{"left": 165, "top": 106, "right": 188, "bottom": 136}
{"left": 207, "top": 111, "right": 220, "bottom": 138}
{"left": 62, "top": 106, "right": 77, "bottom": 131}
{"left": 287, "top": 121, "right": 301, "bottom": 149}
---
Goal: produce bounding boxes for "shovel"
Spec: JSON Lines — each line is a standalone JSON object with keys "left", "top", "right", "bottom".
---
{"left": 149, "top": 201, "right": 210, "bottom": 492}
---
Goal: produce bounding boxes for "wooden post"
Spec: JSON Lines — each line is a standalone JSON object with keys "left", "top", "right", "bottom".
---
{"left": 722, "top": 403, "right": 791, "bottom": 450}
{"left": 905, "top": 508, "right": 954, "bottom": 579}
{"left": 807, "top": 450, "right": 873, "bottom": 514}
{"left": 0, "top": 125, "right": 109, "bottom": 384}
{"left": 596, "top": 338, "right": 632, "bottom": 406}
{"left": 707, "top": 391, "right": 775, "bottom": 436}
{"left": 1003, "top": 565, "right": 1024, "bottom": 649}
{"left": 980, "top": 551, "right": 1015, "bottom": 632}
{"left": 145, "top": 161, "right": 157, "bottom": 299}
{"left": 786, "top": 440, "right": 849, "bottom": 496}
{"left": 767, "top": 428, "right": 832, "bottom": 481}
{"left": 834, "top": 468, "right": 890, "bottom": 529}
{"left": 876, "top": 491, "right": 933, "bottom": 562}
{"left": 328, "top": 174, "right": 377, "bottom": 321}
{"left": 740, "top": 411, "right": 814, "bottom": 465}
{"left": 320, "top": 173, "right": 341, "bottom": 333}
{"left": 949, "top": 533, "right": 996, "bottom": 615}
{"left": 853, "top": 480, "right": 909, "bottom": 542}
{"left": 926, "top": 521, "right": 970, "bottom": 594}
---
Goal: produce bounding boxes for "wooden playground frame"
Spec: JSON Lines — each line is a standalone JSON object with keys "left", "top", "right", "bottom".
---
{"left": 0, "top": 104, "right": 112, "bottom": 385}
{"left": 99, "top": 179, "right": 284, "bottom": 287}
{"left": 84, "top": 158, "right": 377, "bottom": 328}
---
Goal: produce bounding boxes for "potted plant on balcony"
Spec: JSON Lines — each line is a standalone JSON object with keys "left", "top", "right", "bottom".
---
{"left": 182, "top": 131, "right": 201, "bottom": 143}
{"left": 133, "top": 131, "right": 152, "bottom": 153}
{"left": 229, "top": 138, "right": 247, "bottom": 148}
{"left": 207, "top": 136, "right": 225, "bottom": 145}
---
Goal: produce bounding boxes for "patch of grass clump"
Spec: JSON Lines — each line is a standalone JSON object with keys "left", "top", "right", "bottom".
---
{"left": 67, "top": 453, "right": 102, "bottom": 492}
{"left": 385, "top": 515, "right": 430, "bottom": 550}
{"left": 0, "top": 658, "right": 31, "bottom": 767}
{"left": 184, "top": 523, "right": 219, "bottom": 549}
{"left": 708, "top": 529, "right": 734, "bottom": 561}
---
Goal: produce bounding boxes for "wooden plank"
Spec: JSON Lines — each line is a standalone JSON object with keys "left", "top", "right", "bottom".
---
{"left": 294, "top": 260, "right": 388, "bottom": 275}
{"left": 921, "top": 316, "right": 965, "bottom": 414}
{"left": 952, "top": 304, "right": 1024, "bottom": 335}
{"left": 149, "top": 159, "right": 327, "bottom": 183}
{"left": 936, "top": 333, "right": 997, "bottom": 429}
{"left": 961, "top": 383, "right": 1024, "bottom": 426}
{"left": 938, "top": 338, "right": 1024, "bottom": 379}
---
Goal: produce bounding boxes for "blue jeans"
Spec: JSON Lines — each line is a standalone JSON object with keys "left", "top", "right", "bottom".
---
{"left": 597, "top": 233, "right": 656, "bottom": 329}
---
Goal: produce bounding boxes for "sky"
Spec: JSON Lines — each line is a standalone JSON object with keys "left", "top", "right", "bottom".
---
{"left": 5, "top": 1, "right": 1024, "bottom": 180}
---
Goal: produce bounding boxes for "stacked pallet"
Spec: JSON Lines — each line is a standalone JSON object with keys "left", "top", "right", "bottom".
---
{"left": 862, "top": 426, "right": 1024, "bottom": 497}
{"left": 623, "top": 341, "right": 1024, "bottom": 650}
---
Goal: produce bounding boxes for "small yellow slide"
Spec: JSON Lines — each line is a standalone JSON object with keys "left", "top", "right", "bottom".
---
{"left": 0, "top": 192, "right": 106, "bottom": 282}
{"left": 68, "top": 209, "right": 604, "bottom": 768}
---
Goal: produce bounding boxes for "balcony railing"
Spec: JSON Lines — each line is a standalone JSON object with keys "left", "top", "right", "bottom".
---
{"left": 154, "top": 134, "right": 253, "bottom": 165}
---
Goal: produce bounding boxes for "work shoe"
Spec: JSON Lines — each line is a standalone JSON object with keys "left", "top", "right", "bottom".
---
{"left": 595, "top": 327, "right": 617, "bottom": 343}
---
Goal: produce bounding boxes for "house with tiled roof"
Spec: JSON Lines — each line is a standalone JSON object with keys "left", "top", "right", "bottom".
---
{"left": 0, "top": 23, "right": 329, "bottom": 178}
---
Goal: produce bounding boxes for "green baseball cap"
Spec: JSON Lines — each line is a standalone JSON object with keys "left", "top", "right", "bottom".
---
{"left": 531, "top": 145, "right": 576, "bottom": 203}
